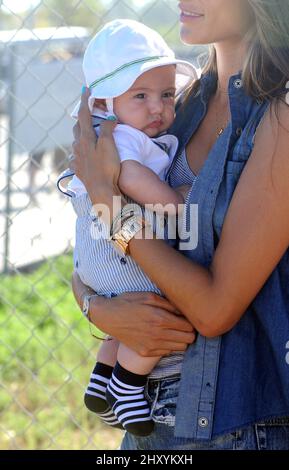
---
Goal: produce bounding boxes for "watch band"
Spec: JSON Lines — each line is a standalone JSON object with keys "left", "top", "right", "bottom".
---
{"left": 110, "top": 214, "right": 148, "bottom": 255}
{"left": 82, "top": 293, "right": 98, "bottom": 319}
{"left": 110, "top": 203, "right": 143, "bottom": 238}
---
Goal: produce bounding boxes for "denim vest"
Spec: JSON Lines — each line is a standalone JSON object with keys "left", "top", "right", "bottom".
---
{"left": 168, "top": 72, "right": 289, "bottom": 439}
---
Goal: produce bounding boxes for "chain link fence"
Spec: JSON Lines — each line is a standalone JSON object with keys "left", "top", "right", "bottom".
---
{"left": 0, "top": 0, "right": 204, "bottom": 449}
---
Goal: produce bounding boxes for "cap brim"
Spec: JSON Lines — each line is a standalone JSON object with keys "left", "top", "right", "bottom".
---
{"left": 71, "top": 58, "right": 200, "bottom": 118}
{"left": 94, "top": 57, "right": 199, "bottom": 98}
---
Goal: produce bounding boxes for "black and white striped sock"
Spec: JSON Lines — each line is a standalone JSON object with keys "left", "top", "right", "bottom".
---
{"left": 106, "top": 362, "right": 154, "bottom": 437}
{"left": 84, "top": 362, "right": 123, "bottom": 429}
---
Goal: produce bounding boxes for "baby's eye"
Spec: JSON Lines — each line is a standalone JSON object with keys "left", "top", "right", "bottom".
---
{"left": 134, "top": 93, "right": 146, "bottom": 99}
{"left": 162, "top": 91, "right": 175, "bottom": 98}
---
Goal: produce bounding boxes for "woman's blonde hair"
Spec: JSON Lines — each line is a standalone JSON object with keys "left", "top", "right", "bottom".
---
{"left": 189, "top": 0, "right": 289, "bottom": 102}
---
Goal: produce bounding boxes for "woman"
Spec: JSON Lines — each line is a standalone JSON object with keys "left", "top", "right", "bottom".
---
{"left": 71, "top": 0, "right": 289, "bottom": 450}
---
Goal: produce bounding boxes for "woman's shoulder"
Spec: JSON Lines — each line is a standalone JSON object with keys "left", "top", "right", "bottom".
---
{"left": 255, "top": 98, "right": 289, "bottom": 152}
{"left": 248, "top": 97, "right": 289, "bottom": 191}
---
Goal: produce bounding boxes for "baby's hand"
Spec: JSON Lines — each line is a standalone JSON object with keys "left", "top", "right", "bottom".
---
{"left": 175, "top": 184, "right": 191, "bottom": 202}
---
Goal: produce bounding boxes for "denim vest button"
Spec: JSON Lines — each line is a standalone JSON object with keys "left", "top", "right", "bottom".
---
{"left": 236, "top": 127, "right": 242, "bottom": 137}
{"left": 198, "top": 417, "right": 208, "bottom": 427}
{"left": 233, "top": 78, "right": 243, "bottom": 89}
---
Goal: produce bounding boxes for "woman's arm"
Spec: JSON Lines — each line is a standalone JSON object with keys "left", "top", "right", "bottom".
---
{"left": 128, "top": 101, "right": 289, "bottom": 336}
{"left": 72, "top": 272, "right": 195, "bottom": 356}
{"left": 72, "top": 90, "right": 289, "bottom": 338}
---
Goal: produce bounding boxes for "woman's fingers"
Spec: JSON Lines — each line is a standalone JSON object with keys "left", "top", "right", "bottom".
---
{"left": 160, "top": 311, "right": 194, "bottom": 333}
{"left": 149, "top": 312, "right": 195, "bottom": 343}
{"left": 68, "top": 154, "right": 75, "bottom": 172}
{"left": 119, "top": 292, "right": 194, "bottom": 332}
{"left": 99, "top": 119, "right": 118, "bottom": 138}
{"left": 72, "top": 121, "right": 81, "bottom": 141}
{"left": 124, "top": 291, "right": 179, "bottom": 314}
{"left": 138, "top": 337, "right": 194, "bottom": 357}
{"left": 147, "top": 304, "right": 194, "bottom": 333}
{"left": 160, "top": 328, "right": 196, "bottom": 345}
{"left": 70, "top": 87, "right": 121, "bottom": 194}
{"left": 77, "top": 87, "right": 96, "bottom": 140}
{"left": 143, "top": 350, "right": 171, "bottom": 357}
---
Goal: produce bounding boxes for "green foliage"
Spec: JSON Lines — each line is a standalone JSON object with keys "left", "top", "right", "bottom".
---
{"left": 0, "top": 255, "right": 122, "bottom": 449}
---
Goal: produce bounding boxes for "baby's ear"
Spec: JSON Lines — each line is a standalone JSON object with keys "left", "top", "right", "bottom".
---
{"left": 93, "top": 99, "right": 107, "bottom": 111}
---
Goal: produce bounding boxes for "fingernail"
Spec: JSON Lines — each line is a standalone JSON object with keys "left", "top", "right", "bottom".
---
{"left": 81, "top": 85, "right": 86, "bottom": 94}
{"left": 107, "top": 115, "right": 117, "bottom": 121}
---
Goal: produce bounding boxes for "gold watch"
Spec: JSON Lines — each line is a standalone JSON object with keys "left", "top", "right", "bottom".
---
{"left": 110, "top": 215, "right": 148, "bottom": 255}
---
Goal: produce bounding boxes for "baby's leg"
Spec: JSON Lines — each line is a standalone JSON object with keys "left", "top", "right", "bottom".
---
{"left": 84, "top": 336, "right": 123, "bottom": 429}
{"left": 106, "top": 344, "right": 161, "bottom": 436}
{"left": 118, "top": 343, "right": 160, "bottom": 374}
{"left": 97, "top": 335, "right": 119, "bottom": 366}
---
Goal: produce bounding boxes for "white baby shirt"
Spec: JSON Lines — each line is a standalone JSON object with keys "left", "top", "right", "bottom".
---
{"left": 68, "top": 123, "right": 179, "bottom": 196}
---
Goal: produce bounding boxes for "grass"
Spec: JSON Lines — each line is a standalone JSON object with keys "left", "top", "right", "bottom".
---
{"left": 0, "top": 254, "right": 123, "bottom": 449}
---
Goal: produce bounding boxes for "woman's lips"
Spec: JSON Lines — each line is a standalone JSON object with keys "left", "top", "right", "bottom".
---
{"left": 180, "top": 11, "right": 204, "bottom": 23}
{"left": 179, "top": 4, "right": 204, "bottom": 22}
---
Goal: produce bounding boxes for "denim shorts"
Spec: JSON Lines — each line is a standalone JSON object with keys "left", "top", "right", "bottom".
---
{"left": 121, "top": 376, "right": 289, "bottom": 450}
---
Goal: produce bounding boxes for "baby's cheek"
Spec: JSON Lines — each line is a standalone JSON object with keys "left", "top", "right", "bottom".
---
{"left": 166, "top": 109, "right": 176, "bottom": 126}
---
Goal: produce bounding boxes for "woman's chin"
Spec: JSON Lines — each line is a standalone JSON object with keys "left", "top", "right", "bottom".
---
{"left": 180, "top": 26, "right": 206, "bottom": 45}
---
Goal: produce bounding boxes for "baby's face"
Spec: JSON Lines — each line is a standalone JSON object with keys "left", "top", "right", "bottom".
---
{"left": 113, "top": 65, "right": 176, "bottom": 137}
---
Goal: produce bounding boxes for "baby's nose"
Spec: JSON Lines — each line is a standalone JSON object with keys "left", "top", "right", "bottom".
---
{"left": 150, "top": 98, "right": 164, "bottom": 114}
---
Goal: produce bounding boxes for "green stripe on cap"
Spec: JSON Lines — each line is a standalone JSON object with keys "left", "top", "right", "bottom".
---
{"left": 89, "top": 55, "right": 169, "bottom": 89}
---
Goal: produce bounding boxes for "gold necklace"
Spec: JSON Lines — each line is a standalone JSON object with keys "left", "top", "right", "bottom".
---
{"left": 214, "top": 84, "right": 230, "bottom": 137}
{"left": 215, "top": 95, "right": 229, "bottom": 138}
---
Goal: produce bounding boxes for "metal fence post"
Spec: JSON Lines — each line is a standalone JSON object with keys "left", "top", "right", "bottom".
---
{"left": 3, "top": 44, "right": 15, "bottom": 273}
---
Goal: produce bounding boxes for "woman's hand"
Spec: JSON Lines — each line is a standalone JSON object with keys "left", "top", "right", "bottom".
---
{"left": 71, "top": 88, "right": 121, "bottom": 206}
{"left": 72, "top": 271, "right": 196, "bottom": 357}
{"left": 72, "top": 270, "right": 96, "bottom": 309}
{"left": 100, "top": 292, "right": 196, "bottom": 357}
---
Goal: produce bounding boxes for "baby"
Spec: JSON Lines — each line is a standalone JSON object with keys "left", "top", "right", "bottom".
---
{"left": 58, "top": 19, "right": 197, "bottom": 436}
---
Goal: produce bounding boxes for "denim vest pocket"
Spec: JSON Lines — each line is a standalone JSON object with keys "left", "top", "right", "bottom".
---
{"left": 145, "top": 376, "right": 181, "bottom": 427}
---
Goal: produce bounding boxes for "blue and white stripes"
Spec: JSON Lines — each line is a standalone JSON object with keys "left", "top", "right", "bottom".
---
{"left": 71, "top": 149, "right": 197, "bottom": 380}
{"left": 72, "top": 192, "right": 163, "bottom": 298}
